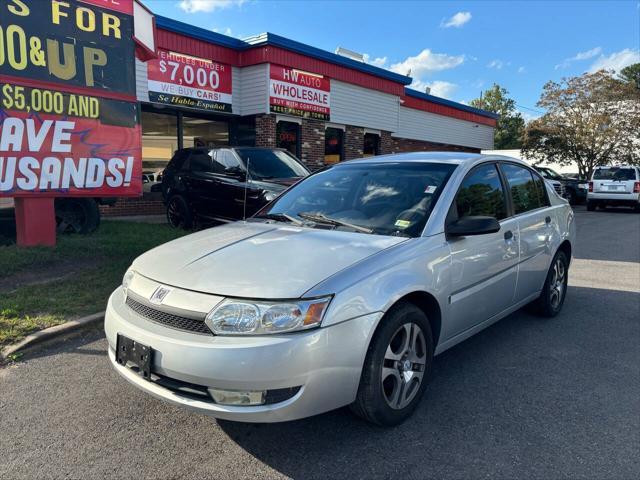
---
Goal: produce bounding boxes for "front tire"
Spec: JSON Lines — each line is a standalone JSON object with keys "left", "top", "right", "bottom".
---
{"left": 586, "top": 200, "right": 596, "bottom": 211}
{"left": 351, "top": 303, "right": 433, "bottom": 426}
{"left": 532, "top": 250, "right": 569, "bottom": 317}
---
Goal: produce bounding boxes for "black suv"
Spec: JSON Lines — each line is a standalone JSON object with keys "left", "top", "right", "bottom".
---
{"left": 160, "top": 147, "right": 310, "bottom": 228}
{"left": 535, "top": 166, "right": 588, "bottom": 205}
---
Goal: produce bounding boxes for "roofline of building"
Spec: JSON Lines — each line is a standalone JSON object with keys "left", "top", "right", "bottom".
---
{"left": 404, "top": 88, "right": 500, "bottom": 120}
{"left": 155, "top": 16, "right": 412, "bottom": 85}
{"left": 242, "top": 32, "right": 413, "bottom": 85}
{"left": 154, "top": 15, "right": 498, "bottom": 121}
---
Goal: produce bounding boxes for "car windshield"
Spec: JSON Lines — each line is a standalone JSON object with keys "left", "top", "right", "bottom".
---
{"left": 235, "top": 148, "right": 309, "bottom": 180}
{"left": 593, "top": 167, "right": 636, "bottom": 181}
{"left": 257, "top": 162, "right": 457, "bottom": 237}
{"left": 537, "top": 167, "right": 563, "bottom": 180}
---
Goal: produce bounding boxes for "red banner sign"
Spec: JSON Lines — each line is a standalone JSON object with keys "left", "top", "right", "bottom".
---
{"left": 147, "top": 49, "right": 233, "bottom": 113}
{"left": 269, "top": 65, "right": 330, "bottom": 120}
{"left": 0, "top": 0, "right": 142, "bottom": 198}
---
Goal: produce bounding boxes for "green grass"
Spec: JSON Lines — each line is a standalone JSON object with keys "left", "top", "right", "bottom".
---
{"left": 0, "top": 221, "right": 186, "bottom": 348}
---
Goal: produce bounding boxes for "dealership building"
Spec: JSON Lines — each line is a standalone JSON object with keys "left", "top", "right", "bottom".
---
{"left": 107, "top": 13, "right": 498, "bottom": 215}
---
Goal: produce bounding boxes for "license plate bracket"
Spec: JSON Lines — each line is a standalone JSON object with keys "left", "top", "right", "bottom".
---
{"left": 116, "top": 334, "right": 153, "bottom": 380}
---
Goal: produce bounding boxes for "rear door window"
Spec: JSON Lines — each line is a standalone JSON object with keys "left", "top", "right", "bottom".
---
{"left": 531, "top": 171, "right": 550, "bottom": 207}
{"left": 501, "top": 163, "right": 544, "bottom": 214}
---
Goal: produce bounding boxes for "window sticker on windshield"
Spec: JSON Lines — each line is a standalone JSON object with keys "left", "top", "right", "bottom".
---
{"left": 395, "top": 219, "right": 411, "bottom": 229}
{"left": 424, "top": 185, "right": 437, "bottom": 194}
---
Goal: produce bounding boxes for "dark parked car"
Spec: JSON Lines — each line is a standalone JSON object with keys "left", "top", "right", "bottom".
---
{"left": 160, "top": 147, "right": 310, "bottom": 228}
{"left": 535, "top": 166, "right": 588, "bottom": 205}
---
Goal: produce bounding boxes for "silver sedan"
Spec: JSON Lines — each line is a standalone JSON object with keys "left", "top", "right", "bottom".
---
{"left": 105, "top": 153, "right": 575, "bottom": 426}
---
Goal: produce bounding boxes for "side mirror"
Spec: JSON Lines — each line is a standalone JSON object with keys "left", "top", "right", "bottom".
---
{"left": 447, "top": 216, "right": 501, "bottom": 237}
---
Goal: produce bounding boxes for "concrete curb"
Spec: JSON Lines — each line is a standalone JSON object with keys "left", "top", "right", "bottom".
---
{"left": 1, "top": 312, "right": 104, "bottom": 362}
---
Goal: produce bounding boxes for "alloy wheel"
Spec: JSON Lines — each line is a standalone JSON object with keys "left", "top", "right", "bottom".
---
{"left": 549, "top": 257, "right": 566, "bottom": 309}
{"left": 381, "top": 322, "right": 427, "bottom": 410}
{"left": 167, "top": 198, "right": 184, "bottom": 228}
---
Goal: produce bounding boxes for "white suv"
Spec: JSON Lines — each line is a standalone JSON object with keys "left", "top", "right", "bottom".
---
{"left": 587, "top": 166, "right": 640, "bottom": 212}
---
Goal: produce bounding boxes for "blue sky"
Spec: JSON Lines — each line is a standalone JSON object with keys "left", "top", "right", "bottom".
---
{"left": 146, "top": 0, "right": 640, "bottom": 120}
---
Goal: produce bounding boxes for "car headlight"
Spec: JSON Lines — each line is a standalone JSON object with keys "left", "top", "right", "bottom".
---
{"left": 205, "top": 297, "right": 331, "bottom": 335}
{"left": 122, "top": 269, "right": 135, "bottom": 294}
{"left": 578, "top": 183, "right": 588, "bottom": 190}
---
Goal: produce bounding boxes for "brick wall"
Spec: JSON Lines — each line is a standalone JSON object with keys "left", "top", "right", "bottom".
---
{"left": 391, "top": 137, "right": 480, "bottom": 154}
{"left": 99, "top": 193, "right": 165, "bottom": 217}
{"left": 344, "top": 125, "right": 364, "bottom": 160}
{"left": 255, "top": 115, "right": 277, "bottom": 148}
{"left": 300, "top": 118, "right": 325, "bottom": 169}
{"left": 380, "top": 131, "right": 394, "bottom": 155}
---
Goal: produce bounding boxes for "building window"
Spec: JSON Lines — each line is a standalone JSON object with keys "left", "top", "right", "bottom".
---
{"left": 276, "top": 121, "right": 300, "bottom": 157}
{"left": 182, "top": 115, "right": 229, "bottom": 148}
{"left": 364, "top": 132, "right": 380, "bottom": 157}
{"left": 325, "top": 127, "right": 344, "bottom": 164}
{"left": 141, "top": 110, "right": 179, "bottom": 171}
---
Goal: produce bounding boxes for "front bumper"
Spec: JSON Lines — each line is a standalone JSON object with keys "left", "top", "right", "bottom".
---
{"left": 105, "top": 288, "right": 380, "bottom": 422}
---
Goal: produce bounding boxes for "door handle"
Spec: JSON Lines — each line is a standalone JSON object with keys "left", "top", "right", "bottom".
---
{"left": 504, "top": 230, "right": 513, "bottom": 240}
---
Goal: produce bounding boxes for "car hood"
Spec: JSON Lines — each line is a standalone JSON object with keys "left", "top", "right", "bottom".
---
{"left": 132, "top": 222, "right": 408, "bottom": 298}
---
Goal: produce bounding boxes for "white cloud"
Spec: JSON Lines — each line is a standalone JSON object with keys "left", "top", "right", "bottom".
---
{"left": 363, "top": 54, "right": 388, "bottom": 68}
{"left": 589, "top": 48, "right": 640, "bottom": 73}
{"left": 411, "top": 80, "right": 458, "bottom": 99}
{"left": 441, "top": 11, "right": 472, "bottom": 28}
{"left": 179, "top": 0, "right": 246, "bottom": 14}
{"left": 389, "top": 49, "right": 464, "bottom": 77}
{"left": 518, "top": 66, "right": 526, "bottom": 74}
{"left": 555, "top": 46, "right": 602, "bottom": 69}
{"left": 574, "top": 47, "right": 602, "bottom": 61}
{"left": 487, "top": 59, "right": 506, "bottom": 69}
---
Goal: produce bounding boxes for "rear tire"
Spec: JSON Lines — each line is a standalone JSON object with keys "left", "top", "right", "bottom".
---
{"left": 166, "top": 195, "right": 193, "bottom": 230}
{"left": 586, "top": 200, "right": 596, "bottom": 211}
{"left": 351, "top": 303, "right": 433, "bottom": 426}
{"left": 531, "top": 250, "right": 569, "bottom": 318}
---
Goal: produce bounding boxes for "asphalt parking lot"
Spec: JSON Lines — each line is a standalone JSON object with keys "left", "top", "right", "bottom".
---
{"left": 1, "top": 206, "right": 639, "bottom": 480}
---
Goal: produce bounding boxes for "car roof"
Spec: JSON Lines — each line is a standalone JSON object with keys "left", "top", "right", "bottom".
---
{"left": 179, "top": 146, "right": 288, "bottom": 151}
{"left": 594, "top": 165, "right": 637, "bottom": 169}
{"left": 339, "top": 152, "right": 525, "bottom": 166}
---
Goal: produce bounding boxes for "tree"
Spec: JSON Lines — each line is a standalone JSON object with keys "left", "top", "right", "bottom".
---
{"left": 521, "top": 70, "right": 640, "bottom": 179}
{"left": 619, "top": 63, "right": 640, "bottom": 88}
{"left": 470, "top": 84, "right": 525, "bottom": 149}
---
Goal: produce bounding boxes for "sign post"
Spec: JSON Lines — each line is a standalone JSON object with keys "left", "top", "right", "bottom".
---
{"left": 0, "top": 0, "right": 143, "bottom": 246}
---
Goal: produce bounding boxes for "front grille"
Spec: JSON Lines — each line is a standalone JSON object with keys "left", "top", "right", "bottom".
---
{"left": 125, "top": 296, "right": 213, "bottom": 335}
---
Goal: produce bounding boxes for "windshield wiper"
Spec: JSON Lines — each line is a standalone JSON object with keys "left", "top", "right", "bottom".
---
{"left": 297, "top": 212, "right": 373, "bottom": 234}
{"left": 255, "top": 212, "right": 304, "bottom": 226}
